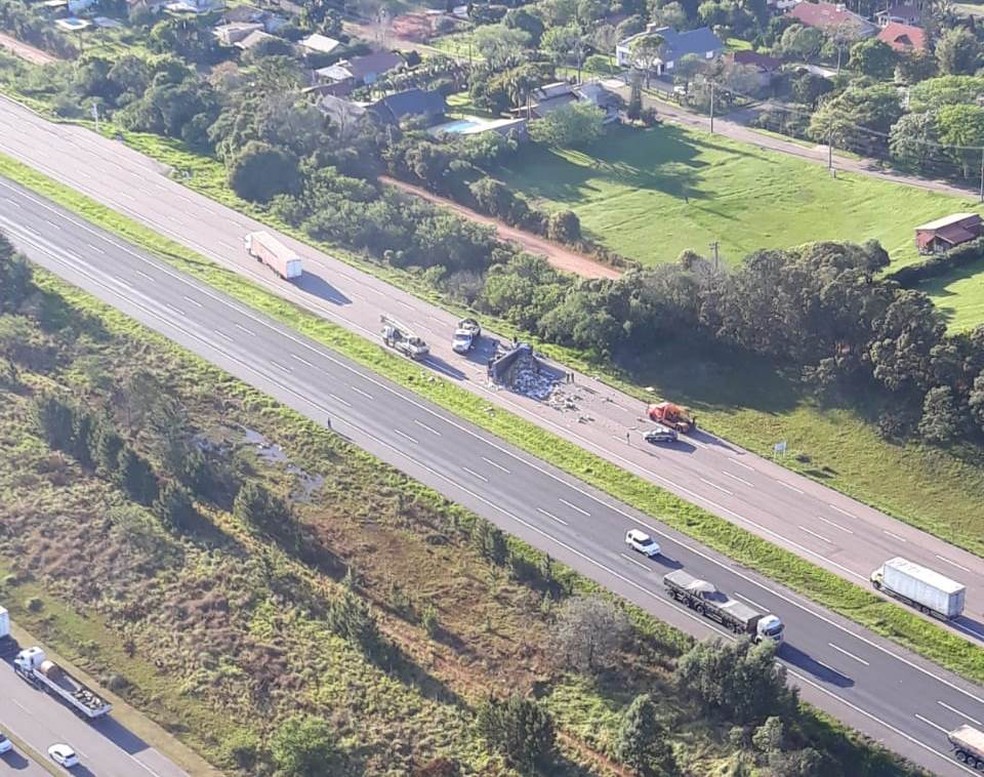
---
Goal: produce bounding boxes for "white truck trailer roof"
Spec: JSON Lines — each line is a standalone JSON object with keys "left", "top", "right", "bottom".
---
{"left": 950, "top": 725, "right": 984, "bottom": 756}
{"left": 884, "top": 557, "right": 964, "bottom": 594}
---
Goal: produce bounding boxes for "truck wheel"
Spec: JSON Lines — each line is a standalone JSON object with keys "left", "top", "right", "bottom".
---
{"left": 955, "top": 750, "right": 968, "bottom": 762}
{"left": 695, "top": 604, "right": 705, "bottom": 616}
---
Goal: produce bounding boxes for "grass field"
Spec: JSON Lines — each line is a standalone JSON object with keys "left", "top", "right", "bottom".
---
{"left": 498, "top": 124, "right": 983, "bottom": 274}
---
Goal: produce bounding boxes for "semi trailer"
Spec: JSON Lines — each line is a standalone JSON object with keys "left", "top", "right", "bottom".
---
{"left": 14, "top": 646, "right": 112, "bottom": 719}
{"left": 663, "top": 570, "right": 784, "bottom": 643}
{"left": 870, "top": 557, "right": 965, "bottom": 620}
{"left": 244, "top": 231, "right": 303, "bottom": 280}
{"left": 948, "top": 725, "right": 984, "bottom": 769}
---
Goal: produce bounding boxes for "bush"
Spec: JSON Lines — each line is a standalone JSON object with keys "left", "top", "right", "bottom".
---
{"left": 270, "top": 715, "right": 337, "bottom": 777}
{"left": 476, "top": 694, "right": 555, "bottom": 773}
{"left": 887, "top": 237, "right": 984, "bottom": 286}
{"left": 25, "top": 596, "right": 44, "bottom": 613}
{"left": 546, "top": 210, "right": 582, "bottom": 243}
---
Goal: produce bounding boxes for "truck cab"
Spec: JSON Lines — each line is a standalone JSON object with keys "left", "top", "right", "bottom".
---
{"left": 756, "top": 614, "right": 785, "bottom": 643}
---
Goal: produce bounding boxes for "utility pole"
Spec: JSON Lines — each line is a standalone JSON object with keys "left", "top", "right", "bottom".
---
{"left": 828, "top": 130, "right": 833, "bottom": 171}
{"left": 979, "top": 147, "right": 984, "bottom": 204}
{"left": 709, "top": 80, "right": 714, "bottom": 134}
{"left": 709, "top": 241, "right": 720, "bottom": 268}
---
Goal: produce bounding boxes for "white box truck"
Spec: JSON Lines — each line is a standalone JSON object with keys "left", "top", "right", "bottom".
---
{"left": 948, "top": 725, "right": 984, "bottom": 769}
{"left": 244, "top": 231, "right": 302, "bottom": 280}
{"left": 14, "top": 646, "right": 112, "bottom": 719}
{"left": 870, "top": 557, "right": 965, "bottom": 620}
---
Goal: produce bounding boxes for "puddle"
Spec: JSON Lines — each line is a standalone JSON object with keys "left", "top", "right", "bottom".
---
{"left": 240, "top": 427, "right": 324, "bottom": 502}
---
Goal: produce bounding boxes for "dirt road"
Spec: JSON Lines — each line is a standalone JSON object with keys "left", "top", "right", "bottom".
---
{"left": 0, "top": 32, "right": 58, "bottom": 65}
{"left": 381, "top": 175, "right": 623, "bottom": 279}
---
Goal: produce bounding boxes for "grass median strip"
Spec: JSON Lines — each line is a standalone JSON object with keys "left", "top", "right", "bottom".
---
{"left": 3, "top": 151, "right": 983, "bottom": 689}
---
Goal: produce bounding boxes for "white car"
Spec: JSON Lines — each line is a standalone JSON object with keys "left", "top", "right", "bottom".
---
{"left": 625, "top": 529, "right": 661, "bottom": 558}
{"left": 48, "top": 744, "right": 79, "bottom": 768}
{"left": 0, "top": 734, "right": 12, "bottom": 755}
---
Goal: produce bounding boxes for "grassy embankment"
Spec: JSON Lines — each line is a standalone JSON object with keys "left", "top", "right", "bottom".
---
{"left": 1, "top": 267, "right": 922, "bottom": 777}
{"left": 2, "top": 150, "right": 983, "bottom": 692}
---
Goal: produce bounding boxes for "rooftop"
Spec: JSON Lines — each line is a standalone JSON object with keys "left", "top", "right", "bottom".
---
{"left": 877, "top": 21, "right": 926, "bottom": 51}
{"left": 915, "top": 213, "right": 981, "bottom": 232}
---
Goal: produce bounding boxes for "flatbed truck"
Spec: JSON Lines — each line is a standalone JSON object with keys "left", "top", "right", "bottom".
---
{"left": 14, "top": 646, "right": 112, "bottom": 719}
{"left": 663, "top": 570, "right": 784, "bottom": 643}
{"left": 948, "top": 724, "right": 984, "bottom": 769}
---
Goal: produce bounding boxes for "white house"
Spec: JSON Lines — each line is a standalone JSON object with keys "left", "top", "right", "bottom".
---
{"left": 616, "top": 25, "right": 724, "bottom": 75}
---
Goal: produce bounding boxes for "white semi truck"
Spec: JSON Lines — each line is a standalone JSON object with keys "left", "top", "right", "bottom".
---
{"left": 948, "top": 725, "right": 984, "bottom": 769}
{"left": 14, "top": 646, "right": 112, "bottom": 719}
{"left": 663, "top": 570, "right": 784, "bottom": 643}
{"left": 244, "top": 231, "right": 303, "bottom": 280}
{"left": 870, "top": 557, "right": 965, "bottom": 620}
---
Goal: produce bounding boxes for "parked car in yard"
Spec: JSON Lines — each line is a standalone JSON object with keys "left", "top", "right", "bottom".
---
{"left": 625, "top": 528, "right": 661, "bottom": 557}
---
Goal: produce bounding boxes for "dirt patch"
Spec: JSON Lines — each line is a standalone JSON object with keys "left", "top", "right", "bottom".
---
{"left": 391, "top": 12, "right": 435, "bottom": 42}
{"left": 382, "top": 175, "right": 623, "bottom": 280}
{"left": 0, "top": 32, "right": 59, "bottom": 65}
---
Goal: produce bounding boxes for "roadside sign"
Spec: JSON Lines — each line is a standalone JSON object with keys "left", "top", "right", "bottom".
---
{"left": 773, "top": 440, "right": 787, "bottom": 456}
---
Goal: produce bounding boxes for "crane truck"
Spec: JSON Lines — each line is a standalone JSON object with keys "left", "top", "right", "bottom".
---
{"left": 870, "top": 557, "right": 965, "bottom": 620}
{"left": 380, "top": 314, "right": 429, "bottom": 360}
{"left": 648, "top": 402, "right": 696, "bottom": 433}
{"left": 14, "top": 646, "right": 112, "bottom": 719}
{"left": 452, "top": 318, "right": 482, "bottom": 354}
{"left": 948, "top": 725, "right": 984, "bottom": 769}
{"left": 244, "top": 231, "right": 303, "bottom": 280}
{"left": 663, "top": 570, "right": 784, "bottom": 643}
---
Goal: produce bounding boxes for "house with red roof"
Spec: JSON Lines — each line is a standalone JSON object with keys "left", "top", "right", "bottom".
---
{"left": 915, "top": 214, "right": 983, "bottom": 254}
{"left": 787, "top": 2, "right": 878, "bottom": 37}
{"left": 877, "top": 21, "right": 927, "bottom": 51}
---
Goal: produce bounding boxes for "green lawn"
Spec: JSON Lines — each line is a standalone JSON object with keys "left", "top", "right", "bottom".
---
{"left": 918, "top": 255, "right": 984, "bottom": 331}
{"left": 499, "top": 124, "right": 983, "bottom": 274}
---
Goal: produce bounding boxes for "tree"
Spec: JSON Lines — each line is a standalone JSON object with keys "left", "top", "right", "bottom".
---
{"left": 117, "top": 447, "right": 159, "bottom": 506}
{"left": 889, "top": 111, "right": 944, "bottom": 173}
{"left": 751, "top": 716, "right": 784, "bottom": 753}
{"left": 672, "top": 53, "right": 706, "bottom": 87}
{"left": 593, "top": 23, "right": 620, "bottom": 68}
{"left": 152, "top": 482, "right": 198, "bottom": 533}
{"left": 470, "top": 518, "right": 508, "bottom": 565}
{"left": 918, "top": 386, "right": 961, "bottom": 444}
{"left": 778, "top": 24, "right": 824, "bottom": 60}
{"left": 848, "top": 38, "right": 896, "bottom": 79}
{"left": 476, "top": 695, "right": 555, "bottom": 773}
{"left": 31, "top": 394, "right": 75, "bottom": 451}
{"left": 547, "top": 210, "right": 582, "bottom": 242}
{"left": 676, "top": 638, "right": 794, "bottom": 723}
{"left": 504, "top": 8, "right": 545, "bottom": 47}
{"left": 553, "top": 595, "right": 631, "bottom": 673}
{"left": 0, "top": 232, "right": 33, "bottom": 313}
{"left": 935, "top": 28, "right": 980, "bottom": 75}
{"left": 614, "top": 694, "right": 676, "bottom": 776}
{"left": 529, "top": 101, "right": 606, "bottom": 148}
{"left": 627, "top": 72, "right": 643, "bottom": 119}
{"left": 896, "top": 50, "right": 937, "bottom": 84}
{"left": 936, "top": 103, "right": 984, "bottom": 178}
{"left": 472, "top": 25, "right": 531, "bottom": 70}
{"left": 629, "top": 33, "right": 666, "bottom": 87}
{"left": 269, "top": 715, "right": 337, "bottom": 777}
{"left": 652, "top": 1, "right": 687, "bottom": 28}
{"left": 233, "top": 481, "right": 293, "bottom": 536}
{"left": 970, "top": 372, "right": 984, "bottom": 433}
{"left": 228, "top": 141, "right": 300, "bottom": 203}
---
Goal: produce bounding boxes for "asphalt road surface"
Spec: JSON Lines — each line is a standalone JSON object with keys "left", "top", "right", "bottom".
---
{"left": 3, "top": 98, "right": 984, "bottom": 650}
{"left": 4, "top": 178, "right": 984, "bottom": 777}
{"left": 0, "top": 738, "right": 51, "bottom": 777}
{"left": 0, "top": 648, "right": 188, "bottom": 777}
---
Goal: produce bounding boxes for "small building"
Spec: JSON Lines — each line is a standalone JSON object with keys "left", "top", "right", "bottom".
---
{"left": 875, "top": 3, "right": 921, "bottom": 26}
{"left": 299, "top": 33, "right": 341, "bottom": 56}
{"left": 315, "top": 51, "right": 403, "bottom": 88}
{"left": 510, "top": 80, "right": 621, "bottom": 123}
{"left": 787, "top": 2, "right": 878, "bottom": 37}
{"left": 235, "top": 29, "right": 276, "bottom": 51}
{"left": 213, "top": 21, "right": 263, "bottom": 46}
{"left": 877, "top": 21, "right": 926, "bottom": 52}
{"left": 726, "top": 50, "right": 784, "bottom": 87}
{"left": 368, "top": 88, "right": 446, "bottom": 126}
{"left": 616, "top": 25, "right": 724, "bottom": 75}
{"left": 67, "top": 0, "right": 95, "bottom": 13}
{"left": 915, "top": 213, "right": 983, "bottom": 254}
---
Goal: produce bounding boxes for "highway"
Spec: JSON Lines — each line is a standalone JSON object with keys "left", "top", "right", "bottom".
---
{"left": 4, "top": 178, "right": 984, "bottom": 777}
{"left": 2, "top": 96, "right": 984, "bottom": 648}
{"left": 0, "top": 650, "right": 188, "bottom": 777}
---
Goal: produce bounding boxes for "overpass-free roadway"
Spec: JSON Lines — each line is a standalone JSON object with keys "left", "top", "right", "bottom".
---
{"left": 3, "top": 177, "right": 984, "bottom": 777}
{"left": 3, "top": 96, "right": 984, "bottom": 649}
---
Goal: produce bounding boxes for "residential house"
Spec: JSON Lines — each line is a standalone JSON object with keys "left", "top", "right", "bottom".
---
{"left": 915, "top": 213, "right": 983, "bottom": 254}
{"left": 67, "top": 0, "right": 95, "bottom": 13}
{"left": 875, "top": 3, "right": 921, "bottom": 26}
{"left": 235, "top": 29, "right": 276, "bottom": 50}
{"left": 314, "top": 51, "right": 403, "bottom": 88}
{"left": 616, "top": 25, "right": 724, "bottom": 75}
{"left": 368, "top": 88, "right": 447, "bottom": 126}
{"left": 213, "top": 21, "right": 263, "bottom": 46}
{"left": 299, "top": 33, "right": 342, "bottom": 56}
{"left": 726, "top": 50, "right": 783, "bottom": 87}
{"left": 877, "top": 21, "right": 927, "bottom": 52}
{"left": 508, "top": 80, "right": 621, "bottom": 123}
{"left": 787, "top": 2, "right": 878, "bottom": 37}
{"left": 768, "top": 0, "right": 802, "bottom": 12}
